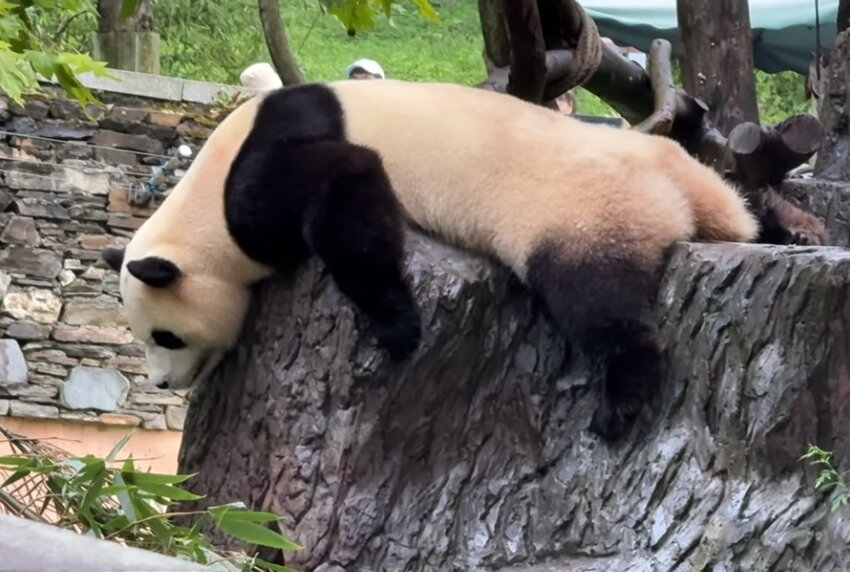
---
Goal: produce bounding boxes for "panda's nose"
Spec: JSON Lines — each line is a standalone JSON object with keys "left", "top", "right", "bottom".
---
{"left": 156, "top": 380, "right": 169, "bottom": 389}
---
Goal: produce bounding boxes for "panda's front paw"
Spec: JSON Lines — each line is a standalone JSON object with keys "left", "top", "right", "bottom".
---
{"left": 372, "top": 311, "right": 422, "bottom": 361}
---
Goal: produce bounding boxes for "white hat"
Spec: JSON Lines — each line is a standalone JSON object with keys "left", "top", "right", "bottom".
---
{"left": 346, "top": 58, "right": 385, "bottom": 79}
{"left": 240, "top": 62, "right": 283, "bottom": 91}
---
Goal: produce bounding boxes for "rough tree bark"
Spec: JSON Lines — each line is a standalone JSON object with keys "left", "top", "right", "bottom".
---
{"left": 676, "top": 0, "right": 760, "bottom": 134}
{"left": 178, "top": 232, "right": 850, "bottom": 572}
{"left": 814, "top": 28, "right": 850, "bottom": 182}
{"left": 258, "top": 0, "right": 305, "bottom": 86}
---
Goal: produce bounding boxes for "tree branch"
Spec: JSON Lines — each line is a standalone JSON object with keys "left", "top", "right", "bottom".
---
{"left": 632, "top": 39, "right": 678, "bottom": 135}
{"left": 502, "top": 0, "right": 547, "bottom": 103}
{"left": 257, "top": 0, "right": 304, "bottom": 86}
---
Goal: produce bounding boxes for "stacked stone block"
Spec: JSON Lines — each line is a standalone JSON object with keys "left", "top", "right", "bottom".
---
{"left": 0, "top": 86, "right": 226, "bottom": 431}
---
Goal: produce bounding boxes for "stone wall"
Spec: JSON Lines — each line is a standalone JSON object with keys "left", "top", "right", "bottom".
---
{"left": 0, "top": 81, "right": 243, "bottom": 432}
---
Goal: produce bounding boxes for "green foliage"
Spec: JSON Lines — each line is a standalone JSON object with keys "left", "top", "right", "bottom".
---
{"left": 802, "top": 444, "right": 850, "bottom": 516}
{"left": 0, "top": 0, "right": 113, "bottom": 105}
{"left": 22, "top": 0, "right": 812, "bottom": 124}
{"left": 0, "top": 430, "right": 300, "bottom": 572}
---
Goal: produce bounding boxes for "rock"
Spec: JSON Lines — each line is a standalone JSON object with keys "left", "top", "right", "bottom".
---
{"left": 12, "top": 198, "right": 70, "bottom": 220}
{"left": 0, "top": 271, "right": 10, "bottom": 299}
{"left": 37, "top": 121, "right": 95, "bottom": 140}
{"left": 5, "top": 116, "right": 38, "bottom": 134}
{"left": 90, "top": 130, "right": 164, "bottom": 155}
{"left": 80, "top": 267, "right": 105, "bottom": 281}
{"left": 141, "top": 413, "right": 167, "bottom": 430}
{"left": 64, "top": 259, "right": 84, "bottom": 271}
{"left": 0, "top": 189, "right": 12, "bottom": 211}
{"left": 0, "top": 247, "right": 62, "bottom": 279}
{"left": 52, "top": 325, "right": 134, "bottom": 345}
{"left": 24, "top": 99, "right": 49, "bottom": 120}
{"left": 79, "top": 234, "right": 126, "bottom": 251}
{"left": 5, "top": 382, "right": 59, "bottom": 401}
{"left": 9, "top": 402, "right": 57, "bottom": 419}
{"left": 4, "top": 169, "right": 63, "bottom": 193}
{"left": 23, "top": 349, "right": 77, "bottom": 366}
{"left": 107, "top": 215, "right": 146, "bottom": 230}
{"left": 165, "top": 405, "right": 186, "bottom": 430}
{"left": 0, "top": 399, "right": 9, "bottom": 415}
{"left": 5, "top": 321, "right": 51, "bottom": 341}
{"left": 62, "top": 296, "right": 127, "bottom": 327}
{"left": 48, "top": 99, "right": 83, "bottom": 120}
{"left": 147, "top": 110, "right": 184, "bottom": 127}
{"left": 61, "top": 366, "right": 129, "bottom": 412}
{"left": 2, "top": 289, "right": 62, "bottom": 323}
{"left": 130, "top": 393, "right": 183, "bottom": 407}
{"left": 106, "top": 106, "right": 149, "bottom": 124}
{"left": 99, "top": 412, "right": 142, "bottom": 427}
{"left": 176, "top": 119, "right": 213, "bottom": 139}
{"left": 103, "top": 356, "right": 146, "bottom": 374}
{"left": 0, "top": 216, "right": 40, "bottom": 246}
{"left": 47, "top": 344, "right": 115, "bottom": 360}
{"left": 63, "top": 167, "right": 111, "bottom": 195}
{"left": 94, "top": 147, "right": 138, "bottom": 166}
{"left": 0, "top": 339, "right": 27, "bottom": 385}
{"left": 58, "top": 270, "right": 76, "bottom": 287}
{"left": 60, "top": 281, "right": 101, "bottom": 296}
{"left": 34, "top": 363, "right": 68, "bottom": 378}
{"left": 126, "top": 122, "right": 176, "bottom": 142}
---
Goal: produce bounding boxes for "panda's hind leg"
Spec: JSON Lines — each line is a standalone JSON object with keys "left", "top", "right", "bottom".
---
{"left": 526, "top": 238, "right": 667, "bottom": 442}
{"left": 303, "top": 142, "right": 421, "bottom": 361}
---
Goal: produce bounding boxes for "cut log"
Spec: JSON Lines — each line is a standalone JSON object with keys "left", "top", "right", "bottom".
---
{"left": 178, "top": 232, "right": 850, "bottom": 572}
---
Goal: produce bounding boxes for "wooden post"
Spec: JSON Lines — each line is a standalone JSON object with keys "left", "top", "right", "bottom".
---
{"left": 92, "top": 0, "right": 160, "bottom": 74}
{"left": 676, "top": 0, "right": 759, "bottom": 135}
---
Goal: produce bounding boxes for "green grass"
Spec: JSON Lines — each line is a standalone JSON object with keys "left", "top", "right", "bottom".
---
{"left": 154, "top": 0, "right": 486, "bottom": 86}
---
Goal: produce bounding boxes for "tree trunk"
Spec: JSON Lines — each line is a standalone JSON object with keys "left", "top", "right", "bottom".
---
{"left": 93, "top": 0, "right": 159, "bottom": 74}
{"left": 178, "top": 232, "right": 850, "bottom": 572}
{"left": 477, "top": 0, "right": 511, "bottom": 72}
{"left": 676, "top": 0, "right": 759, "bottom": 134}
{"left": 814, "top": 29, "right": 850, "bottom": 181}
{"left": 258, "top": 0, "right": 305, "bottom": 86}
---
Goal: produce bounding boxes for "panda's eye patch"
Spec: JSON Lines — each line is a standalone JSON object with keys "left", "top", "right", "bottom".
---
{"left": 151, "top": 330, "right": 187, "bottom": 350}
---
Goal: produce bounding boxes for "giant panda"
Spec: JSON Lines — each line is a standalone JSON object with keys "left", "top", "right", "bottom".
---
{"left": 101, "top": 79, "right": 758, "bottom": 441}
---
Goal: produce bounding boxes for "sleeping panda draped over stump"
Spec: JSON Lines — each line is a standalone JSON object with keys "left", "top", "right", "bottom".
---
{"left": 101, "top": 79, "right": 758, "bottom": 441}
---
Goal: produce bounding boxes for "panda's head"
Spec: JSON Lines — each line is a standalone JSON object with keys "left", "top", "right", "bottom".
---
{"left": 102, "top": 246, "right": 250, "bottom": 391}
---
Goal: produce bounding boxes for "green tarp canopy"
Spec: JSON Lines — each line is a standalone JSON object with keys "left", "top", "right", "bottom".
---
{"left": 582, "top": 0, "right": 838, "bottom": 74}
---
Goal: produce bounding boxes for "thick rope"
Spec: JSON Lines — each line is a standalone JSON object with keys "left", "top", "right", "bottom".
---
{"left": 563, "top": 2, "right": 603, "bottom": 90}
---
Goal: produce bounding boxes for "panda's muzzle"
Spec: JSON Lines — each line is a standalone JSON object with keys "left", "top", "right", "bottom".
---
{"left": 154, "top": 352, "right": 212, "bottom": 390}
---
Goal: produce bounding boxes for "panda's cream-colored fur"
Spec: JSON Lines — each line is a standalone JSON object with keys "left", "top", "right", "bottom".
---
{"left": 112, "top": 79, "right": 757, "bottom": 390}
{"left": 336, "top": 80, "right": 757, "bottom": 276}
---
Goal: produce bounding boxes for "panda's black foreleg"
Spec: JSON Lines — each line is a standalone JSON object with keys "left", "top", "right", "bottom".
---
{"left": 526, "top": 238, "right": 665, "bottom": 442}
{"left": 303, "top": 143, "right": 422, "bottom": 362}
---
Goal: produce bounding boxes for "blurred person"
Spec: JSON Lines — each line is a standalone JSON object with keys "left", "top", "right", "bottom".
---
{"left": 239, "top": 62, "right": 282, "bottom": 91}
{"left": 346, "top": 58, "right": 385, "bottom": 80}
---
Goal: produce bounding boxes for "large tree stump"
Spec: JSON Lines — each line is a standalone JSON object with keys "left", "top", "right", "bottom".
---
{"left": 178, "top": 233, "right": 850, "bottom": 571}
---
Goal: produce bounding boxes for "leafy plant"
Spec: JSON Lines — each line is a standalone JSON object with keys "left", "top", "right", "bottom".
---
{"left": 802, "top": 444, "right": 850, "bottom": 515}
{"left": 0, "top": 426, "right": 300, "bottom": 572}
{"left": 0, "top": 0, "right": 116, "bottom": 105}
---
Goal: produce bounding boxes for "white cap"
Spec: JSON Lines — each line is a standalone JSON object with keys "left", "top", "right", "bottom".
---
{"left": 346, "top": 58, "right": 385, "bottom": 79}
{"left": 239, "top": 62, "right": 283, "bottom": 91}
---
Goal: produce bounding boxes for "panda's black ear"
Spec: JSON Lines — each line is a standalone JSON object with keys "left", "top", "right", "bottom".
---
{"left": 126, "top": 256, "right": 182, "bottom": 288}
{"left": 102, "top": 247, "right": 125, "bottom": 272}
